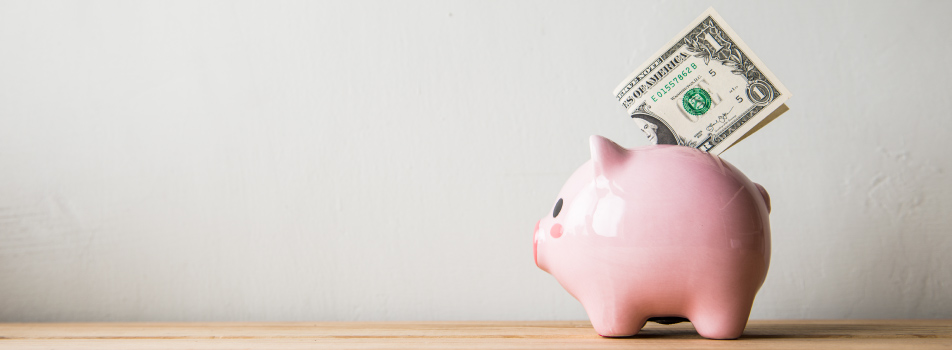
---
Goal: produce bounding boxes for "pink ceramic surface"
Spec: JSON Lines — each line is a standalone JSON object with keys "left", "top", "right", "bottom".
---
{"left": 534, "top": 135, "right": 771, "bottom": 339}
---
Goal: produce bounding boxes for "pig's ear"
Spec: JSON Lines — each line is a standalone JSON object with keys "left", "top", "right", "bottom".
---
{"left": 589, "top": 135, "right": 627, "bottom": 177}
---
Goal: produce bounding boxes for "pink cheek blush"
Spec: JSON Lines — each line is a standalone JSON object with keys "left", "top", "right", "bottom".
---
{"left": 550, "top": 223, "right": 563, "bottom": 238}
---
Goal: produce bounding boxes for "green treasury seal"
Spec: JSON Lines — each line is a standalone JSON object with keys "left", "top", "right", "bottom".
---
{"left": 682, "top": 87, "right": 712, "bottom": 116}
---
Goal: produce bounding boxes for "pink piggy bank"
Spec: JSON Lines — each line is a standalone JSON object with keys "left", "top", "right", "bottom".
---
{"left": 533, "top": 135, "right": 771, "bottom": 339}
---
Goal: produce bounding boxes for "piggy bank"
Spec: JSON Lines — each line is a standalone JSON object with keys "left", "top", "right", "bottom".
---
{"left": 533, "top": 135, "right": 771, "bottom": 339}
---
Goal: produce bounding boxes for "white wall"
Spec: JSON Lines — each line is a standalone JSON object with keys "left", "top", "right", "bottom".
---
{"left": 1, "top": 0, "right": 949, "bottom": 322}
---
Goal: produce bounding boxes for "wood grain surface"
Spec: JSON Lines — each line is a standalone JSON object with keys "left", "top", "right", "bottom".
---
{"left": 1, "top": 320, "right": 950, "bottom": 349}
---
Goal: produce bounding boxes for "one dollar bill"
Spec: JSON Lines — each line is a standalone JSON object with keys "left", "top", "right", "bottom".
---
{"left": 613, "top": 8, "right": 790, "bottom": 155}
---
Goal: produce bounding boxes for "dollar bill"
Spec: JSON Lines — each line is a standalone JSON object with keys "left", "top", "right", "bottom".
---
{"left": 613, "top": 8, "right": 790, "bottom": 155}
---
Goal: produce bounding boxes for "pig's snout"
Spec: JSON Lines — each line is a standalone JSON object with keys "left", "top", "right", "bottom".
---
{"left": 533, "top": 220, "right": 540, "bottom": 267}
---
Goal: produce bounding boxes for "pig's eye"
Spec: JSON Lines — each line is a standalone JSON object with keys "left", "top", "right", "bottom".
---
{"left": 553, "top": 198, "right": 563, "bottom": 218}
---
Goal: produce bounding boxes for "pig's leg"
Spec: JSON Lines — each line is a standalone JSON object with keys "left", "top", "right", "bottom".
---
{"left": 582, "top": 299, "right": 648, "bottom": 337}
{"left": 688, "top": 294, "right": 754, "bottom": 340}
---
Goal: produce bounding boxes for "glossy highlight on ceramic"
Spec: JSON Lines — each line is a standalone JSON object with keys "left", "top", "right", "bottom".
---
{"left": 534, "top": 135, "right": 771, "bottom": 339}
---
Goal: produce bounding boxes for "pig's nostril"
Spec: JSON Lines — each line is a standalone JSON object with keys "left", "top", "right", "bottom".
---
{"left": 550, "top": 223, "right": 563, "bottom": 238}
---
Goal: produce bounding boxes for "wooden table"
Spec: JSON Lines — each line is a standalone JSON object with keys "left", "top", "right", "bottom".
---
{"left": 1, "top": 320, "right": 949, "bottom": 349}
